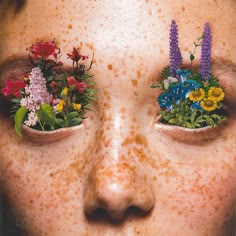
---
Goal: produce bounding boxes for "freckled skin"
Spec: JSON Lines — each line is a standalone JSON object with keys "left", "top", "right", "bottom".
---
{"left": 0, "top": 0, "right": 236, "bottom": 235}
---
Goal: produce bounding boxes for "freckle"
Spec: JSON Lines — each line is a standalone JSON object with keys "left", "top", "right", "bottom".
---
{"left": 133, "top": 147, "right": 147, "bottom": 162}
{"left": 85, "top": 42, "right": 94, "bottom": 50}
{"left": 178, "top": 210, "right": 183, "bottom": 215}
{"left": 158, "top": 8, "right": 162, "bottom": 13}
{"left": 131, "top": 79, "right": 138, "bottom": 87}
{"left": 120, "top": 107, "right": 126, "bottom": 114}
{"left": 160, "top": 49, "right": 164, "bottom": 54}
{"left": 137, "top": 70, "right": 141, "bottom": 78}
{"left": 107, "top": 64, "right": 113, "bottom": 70}
{"left": 134, "top": 92, "right": 138, "bottom": 96}
{"left": 184, "top": 47, "right": 189, "bottom": 52}
{"left": 147, "top": 107, "right": 153, "bottom": 116}
{"left": 68, "top": 24, "right": 72, "bottom": 29}
{"left": 129, "top": 54, "right": 135, "bottom": 60}
{"left": 122, "top": 70, "right": 126, "bottom": 75}
{"left": 103, "top": 102, "right": 111, "bottom": 109}
{"left": 181, "top": 6, "right": 185, "bottom": 11}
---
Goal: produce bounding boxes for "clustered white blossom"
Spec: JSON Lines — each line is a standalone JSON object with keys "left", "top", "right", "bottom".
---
{"left": 20, "top": 67, "right": 52, "bottom": 126}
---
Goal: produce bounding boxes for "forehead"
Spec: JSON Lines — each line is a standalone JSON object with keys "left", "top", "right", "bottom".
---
{"left": 0, "top": 0, "right": 236, "bottom": 66}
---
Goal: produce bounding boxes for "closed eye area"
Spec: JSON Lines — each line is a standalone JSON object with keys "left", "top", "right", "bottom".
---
{"left": 154, "top": 61, "right": 236, "bottom": 144}
{"left": 0, "top": 56, "right": 85, "bottom": 145}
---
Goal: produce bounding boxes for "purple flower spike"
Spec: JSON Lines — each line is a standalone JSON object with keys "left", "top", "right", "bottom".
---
{"left": 200, "top": 23, "right": 212, "bottom": 80}
{"left": 169, "top": 20, "right": 183, "bottom": 77}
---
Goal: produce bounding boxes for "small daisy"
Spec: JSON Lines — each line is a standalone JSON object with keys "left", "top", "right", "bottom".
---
{"left": 188, "top": 88, "right": 205, "bottom": 102}
{"left": 208, "top": 86, "right": 224, "bottom": 102}
{"left": 200, "top": 97, "right": 217, "bottom": 111}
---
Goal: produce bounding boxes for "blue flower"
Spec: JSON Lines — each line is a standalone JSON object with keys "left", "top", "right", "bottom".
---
{"left": 176, "top": 69, "right": 191, "bottom": 83}
{"left": 157, "top": 92, "right": 172, "bottom": 109}
{"left": 184, "top": 79, "right": 201, "bottom": 91}
{"left": 169, "top": 84, "right": 188, "bottom": 100}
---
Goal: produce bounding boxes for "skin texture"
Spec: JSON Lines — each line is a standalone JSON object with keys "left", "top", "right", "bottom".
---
{"left": 0, "top": 0, "right": 235, "bottom": 235}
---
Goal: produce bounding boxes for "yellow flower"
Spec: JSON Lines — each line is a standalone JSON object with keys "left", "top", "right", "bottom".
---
{"left": 200, "top": 97, "right": 217, "bottom": 111}
{"left": 72, "top": 103, "right": 81, "bottom": 110}
{"left": 208, "top": 87, "right": 224, "bottom": 102}
{"left": 188, "top": 88, "right": 205, "bottom": 102}
{"left": 57, "top": 100, "right": 65, "bottom": 112}
{"left": 62, "top": 87, "right": 69, "bottom": 96}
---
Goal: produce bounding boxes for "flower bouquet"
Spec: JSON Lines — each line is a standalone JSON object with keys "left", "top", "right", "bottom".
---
{"left": 153, "top": 21, "right": 226, "bottom": 129}
{"left": 1, "top": 41, "right": 97, "bottom": 136}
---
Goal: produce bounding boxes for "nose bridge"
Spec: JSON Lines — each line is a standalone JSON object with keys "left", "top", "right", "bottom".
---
{"left": 83, "top": 107, "right": 155, "bottom": 221}
{"left": 92, "top": 108, "right": 134, "bottom": 190}
{"left": 94, "top": 103, "right": 129, "bottom": 162}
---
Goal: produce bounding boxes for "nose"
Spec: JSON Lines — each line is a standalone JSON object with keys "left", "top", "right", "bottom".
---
{"left": 83, "top": 161, "right": 155, "bottom": 222}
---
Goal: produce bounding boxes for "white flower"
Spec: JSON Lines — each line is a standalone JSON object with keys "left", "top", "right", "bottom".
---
{"left": 163, "top": 76, "right": 178, "bottom": 89}
{"left": 24, "top": 111, "right": 38, "bottom": 127}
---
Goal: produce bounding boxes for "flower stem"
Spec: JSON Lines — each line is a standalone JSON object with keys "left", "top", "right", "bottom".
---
{"left": 38, "top": 120, "right": 45, "bottom": 131}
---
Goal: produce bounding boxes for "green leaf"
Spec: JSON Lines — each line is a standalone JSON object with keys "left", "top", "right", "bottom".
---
{"left": 161, "top": 66, "right": 170, "bottom": 79}
{"left": 67, "top": 111, "right": 79, "bottom": 120}
{"left": 15, "top": 107, "right": 28, "bottom": 137}
{"left": 168, "top": 118, "right": 177, "bottom": 124}
{"left": 37, "top": 104, "right": 56, "bottom": 128}
{"left": 184, "top": 121, "right": 193, "bottom": 128}
{"left": 151, "top": 84, "right": 160, "bottom": 88}
{"left": 67, "top": 117, "right": 82, "bottom": 126}
{"left": 55, "top": 118, "right": 65, "bottom": 127}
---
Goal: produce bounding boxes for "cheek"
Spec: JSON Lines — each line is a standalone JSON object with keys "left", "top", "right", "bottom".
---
{"left": 0, "top": 148, "right": 91, "bottom": 234}
{"left": 150, "top": 156, "right": 235, "bottom": 232}
{"left": 0, "top": 119, "right": 95, "bottom": 233}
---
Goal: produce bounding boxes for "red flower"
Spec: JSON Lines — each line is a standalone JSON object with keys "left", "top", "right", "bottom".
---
{"left": 29, "top": 41, "right": 59, "bottom": 59}
{"left": 67, "top": 76, "right": 88, "bottom": 93}
{"left": 1, "top": 79, "right": 27, "bottom": 98}
{"left": 49, "top": 81, "right": 61, "bottom": 93}
{"left": 67, "top": 47, "right": 88, "bottom": 62}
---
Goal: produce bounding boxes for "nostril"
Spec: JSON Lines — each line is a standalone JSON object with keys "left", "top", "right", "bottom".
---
{"left": 85, "top": 205, "right": 153, "bottom": 224}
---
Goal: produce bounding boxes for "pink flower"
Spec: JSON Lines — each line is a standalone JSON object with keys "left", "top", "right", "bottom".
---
{"left": 1, "top": 79, "right": 27, "bottom": 98}
{"left": 67, "top": 76, "right": 88, "bottom": 93}
{"left": 67, "top": 47, "right": 88, "bottom": 62}
{"left": 29, "top": 41, "right": 59, "bottom": 59}
{"left": 20, "top": 67, "right": 52, "bottom": 111}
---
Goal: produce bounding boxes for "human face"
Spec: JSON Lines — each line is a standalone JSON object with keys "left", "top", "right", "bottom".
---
{"left": 0, "top": 0, "right": 235, "bottom": 235}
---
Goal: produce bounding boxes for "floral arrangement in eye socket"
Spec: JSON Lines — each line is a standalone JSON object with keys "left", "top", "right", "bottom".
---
{"left": 1, "top": 40, "right": 97, "bottom": 136}
{"left": 152, "top": 20, "right": 226, "bottom": 129}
